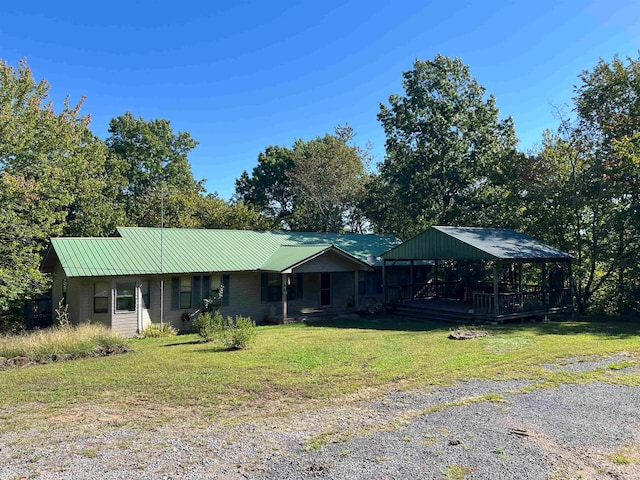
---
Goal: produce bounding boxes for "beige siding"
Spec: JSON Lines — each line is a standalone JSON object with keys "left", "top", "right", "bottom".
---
{"left": 293, "top": 251, "right": 365, "bottom": 273}
{"left": 217, "top": 272, "right": 268, "bottom": 322}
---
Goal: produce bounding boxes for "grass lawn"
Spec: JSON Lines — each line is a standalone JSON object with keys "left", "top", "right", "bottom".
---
{"left": 1, "top": 316, "right": 640, "bottom": 433}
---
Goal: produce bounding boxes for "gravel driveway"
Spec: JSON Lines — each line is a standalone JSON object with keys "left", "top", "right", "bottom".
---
{"left": 2, "top": 356, "right": 640, "bottom": 480}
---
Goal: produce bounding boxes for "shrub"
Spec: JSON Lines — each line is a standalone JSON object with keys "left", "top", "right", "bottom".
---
{"left": 141, "top": 322, "right": 177, "bottom": 338}
{"left": 193, "top": 311, "right": 256, "bottom": 349}
{"left": 192, "top": 310, "right": 224, "bottom": 341}
{"left": 219, "top": 315, "right": 256, "bottom": 350}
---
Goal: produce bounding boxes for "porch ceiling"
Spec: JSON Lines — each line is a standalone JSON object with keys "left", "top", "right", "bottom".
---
{"left": 382, "top": 226, "right": 572, "bottom": 262}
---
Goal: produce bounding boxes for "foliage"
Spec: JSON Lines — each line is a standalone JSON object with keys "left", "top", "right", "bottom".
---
{"left": 0, "top": 323, "right": 128, "bottom": 363}
{"left": 235, "top": 125, "right": 369, "bottom": 232}
{"left": 140, "top": 322, "right": 177, "bottom": 338}
{"left": 234, "top": 145, "right": 296, "bottom": 228}
{"left": 218, "top": 315, "right": 256, "bottom": 350}
{"left": 0, "top": 173, "right": 58, "bottom": 311}
{"left": 192, "top": 310, "right": 224, "bottom": 341}
{"left": 193, "top": 310, "right": 255, "bottom": 349}
{"left": 55, "top": 298, "right": 70, "bottom": 327}
{"left": 368, "top": 55, "right": 518, "bottom": 239}
{"left": 106, "top": 112, "right": 203, "bottom": 228}
{"left": 289, "top": 125, "right": 369, "bottom": 232}
{"left": 0, "top": 58, "right": 123, "bottom": 315}
{"left": 197, "top": 193, "right": 274, "bottom": 230}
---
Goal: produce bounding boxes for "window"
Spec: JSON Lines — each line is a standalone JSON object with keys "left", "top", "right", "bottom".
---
{"left": 180, "top": 277, "right": 191, "bottom": 309}
{"left": 115, "top": 283, "right": 135, "bottom": 312}
{"left": 261, "top": 273, "right": 303, "bottom": 302}
{"left": 172, "top": 275, "right": 219, "bottom": 310}
{"left": 222, "top": 274, "right": 230, "bottom": 306}
{"left": 287, "top": 273, "right": 303, "bottom": 300}
{"left": 141, "top": 281, "right": 150, "bottom": 309}
{"left": 261, "top": 273, "right": 282, "bottom": 303}
{"left": 94, "top": 281, "right": 109, "bottom": 313}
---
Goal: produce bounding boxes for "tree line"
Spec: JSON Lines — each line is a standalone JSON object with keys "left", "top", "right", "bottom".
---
{"left": 1, "top": 53, "right": 638, "bottom": 321}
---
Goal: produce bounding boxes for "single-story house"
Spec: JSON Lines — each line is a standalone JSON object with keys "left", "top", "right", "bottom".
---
{"left": 41, "top": 227, "right": 401, "bottom": 335}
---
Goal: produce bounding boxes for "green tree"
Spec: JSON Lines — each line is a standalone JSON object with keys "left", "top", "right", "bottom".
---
{"left": 234, "top": 145, "right": 296, "bottom": 228}
{"left": 0, "top": 59, "right": 124, "bottom": 238}
{"left": 235, "top": 125, "right": 369, "bottom": 232}
{"left": 289, "top": 125, "right": 368, "bottom": 232}
{"left": 197, "top": 194, "right": 274, "bottom": 230}
{"left": 0, "top": 58, "right": 125, "bottom": 317}
{"left": 0, "top": 173, "right": 61, "bottom": 311}
{"left": 370, "top": 55, "right": 518, "bottom": 239}
{"left": 106, "top": 112, "right": 203, "bottom": 227}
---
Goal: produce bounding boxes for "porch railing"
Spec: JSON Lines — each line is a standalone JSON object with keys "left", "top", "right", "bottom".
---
{"left": 386, "top": 281, "right": 462, "bottom": 302}
{"left": 473, "top": 288, "right": 572, "bottom": 319}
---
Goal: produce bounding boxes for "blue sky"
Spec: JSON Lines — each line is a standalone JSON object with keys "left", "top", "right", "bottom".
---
{"left": 2, "top": 1, "right": 638, "bottom": 199}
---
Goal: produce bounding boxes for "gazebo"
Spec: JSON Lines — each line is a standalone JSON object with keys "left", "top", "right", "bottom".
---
{"left": 381, "top": 226, "right": 574, "bottom": 323}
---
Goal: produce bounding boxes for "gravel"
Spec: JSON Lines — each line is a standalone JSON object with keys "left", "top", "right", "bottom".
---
{"left": 3, "top": 357, "right": 640, "bottom": 479}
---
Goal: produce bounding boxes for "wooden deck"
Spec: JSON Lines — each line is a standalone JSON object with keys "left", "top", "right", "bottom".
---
{"left": 392, "top": 288, "right": 573, "bottom": 324}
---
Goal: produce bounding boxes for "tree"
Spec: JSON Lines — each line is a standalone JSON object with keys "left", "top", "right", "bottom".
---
{"left": 234, "top": 145, "right": 296, "bottom": 228}
{"left": 197, "top": 194, "right": 274, "bottom": 230}
{"left": 106, "top": 112, "right": 203, "bottom": 227}
{"left": 289, "top": 125, "right": 368, "bottom": 232}
{"left": 0, "top": 59, "right": 124, "bottom": 238}
{"left": 235, "top": 125, "right": 369, "bottom": 232}
{"left": 0, "top": 58, "right": 124, "bottom": 317}
{"left": 0, "top": 173, "right": 61, "bottom": 311}
{"left": 369, "top": 55, "right": 518, "bottom": 239}
{"left": 558, "top": 54, "right": 640, "bottom": 313}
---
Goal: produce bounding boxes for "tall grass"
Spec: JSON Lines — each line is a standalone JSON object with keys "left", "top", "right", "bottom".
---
{"left": 0, "top": 323, "right": 128, "bottom": 362}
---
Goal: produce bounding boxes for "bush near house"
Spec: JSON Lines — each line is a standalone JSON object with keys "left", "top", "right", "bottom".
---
{"left": 193, "top": 310, "right": 256, "bottom": 349}
{"left": 141, "top": 323, "right": 178, "bottom": 338}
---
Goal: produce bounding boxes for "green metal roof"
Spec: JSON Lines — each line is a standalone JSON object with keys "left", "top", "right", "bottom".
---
{"left": 45, "top": 227, "right": 400, "bottom": 278}
{"left": 259, "top": 245, "right": 370, "bottom": 272}
{"left": 382, "top": 226, "right": 572, "bottom": 262}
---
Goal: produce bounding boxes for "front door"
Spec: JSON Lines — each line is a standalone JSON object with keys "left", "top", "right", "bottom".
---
{"left": 320, "top": 273, "right": 331, "bottom": 307}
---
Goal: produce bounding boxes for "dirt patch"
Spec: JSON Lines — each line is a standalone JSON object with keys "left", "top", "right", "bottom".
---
{"left": 0, "top": 345, "right": 130, "bottom": 370}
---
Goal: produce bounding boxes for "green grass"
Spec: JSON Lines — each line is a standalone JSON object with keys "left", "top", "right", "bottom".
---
{"left": 1, "top": 316, "right": 640, "bottom": 433}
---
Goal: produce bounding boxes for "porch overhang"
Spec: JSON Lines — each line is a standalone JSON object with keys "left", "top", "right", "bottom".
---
{"left": 259, "top": 245, "right": 373, "bottom": 274}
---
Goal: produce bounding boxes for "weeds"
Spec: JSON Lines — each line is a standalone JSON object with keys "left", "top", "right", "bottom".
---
{"left": 0, "top": 323, "right": 128, "bottom": 363}
{"left": 140, "top": 323, "right": 177, "bottom": 338}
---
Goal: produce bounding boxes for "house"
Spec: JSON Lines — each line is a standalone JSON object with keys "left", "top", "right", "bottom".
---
{"left": 381, "top": 226, "right": 574, "bottom": 323}
{"left": 41, "top": 227, "right": 401, "bottom": 335}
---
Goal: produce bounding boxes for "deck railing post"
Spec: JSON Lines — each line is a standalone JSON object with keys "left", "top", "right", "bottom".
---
{"left": 493, "top": 261, "right": 500, "bottom": 318}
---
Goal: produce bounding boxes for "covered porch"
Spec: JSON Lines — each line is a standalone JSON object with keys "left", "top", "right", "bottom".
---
{"left": 259, "top": 244, "right": 373, "bottom": 323}
{"left": 382, "top": 226, "right": 574, "bottom": 323}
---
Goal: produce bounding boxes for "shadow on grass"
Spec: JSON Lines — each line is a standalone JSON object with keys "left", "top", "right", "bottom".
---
{"left": 496, "top": 316, "right": 640, "bottom": 339}
{"left": 302, "top": 315, "right": 451, "bottom": 332}
{"left": 303, "top": 314, "right": 640, "bottom": 337}
{"left": 162, "top": 339, "right": 208, "bottom": 347}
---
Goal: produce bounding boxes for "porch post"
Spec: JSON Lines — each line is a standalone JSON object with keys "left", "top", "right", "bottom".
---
{"left": 354, "top": 269, "right": 359, "bottom": 309}
{"left": 435, "top": 260, "right": 439, "bottom": 299}
{"left": 282, "top": 273, "right": 288, "bottom": 321}
{"left": 493, "top": 261, "right": 500, "bottom": 318}
{"left": 541, "top": 262, "right": 547, "bottom": 311}
{"left": 382, "top": 260, "right": 387, "bottom": 302}
{"left": 410, "top": 260, "right": 414, "bottom": 298}
{"left": 568, "top": 261, "right": 575, "bottom": 320}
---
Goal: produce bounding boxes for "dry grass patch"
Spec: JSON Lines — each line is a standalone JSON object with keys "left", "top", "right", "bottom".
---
{"left": 0, "top": 323, "right": 128, "bottom": 366}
